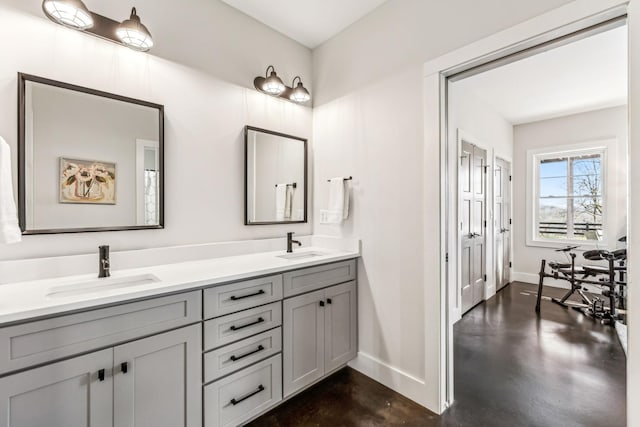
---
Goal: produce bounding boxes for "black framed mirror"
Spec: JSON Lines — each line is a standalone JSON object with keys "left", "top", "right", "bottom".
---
{"left": 244, "top": 126, "right": 308, "bottom": 225}
{"left": 18, "top": 73, "right": 165, "bottom": 234}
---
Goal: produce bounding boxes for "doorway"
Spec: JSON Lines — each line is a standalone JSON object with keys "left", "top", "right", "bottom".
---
{"left": 443, "top": 15, "right": 629, "bottom": 416}
{"left": 494, "top": 157, "right": 511, "bottom": 291}
{"left": 459, "top": 137, "right": 487, "bottom": 314}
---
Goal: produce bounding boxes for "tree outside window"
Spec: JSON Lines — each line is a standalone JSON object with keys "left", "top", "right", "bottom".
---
{"left": 537, "top": 151, "right": 603, "bottom": 240}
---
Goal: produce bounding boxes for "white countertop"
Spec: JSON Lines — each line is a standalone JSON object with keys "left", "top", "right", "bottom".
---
{"left": 0, "top": 246, "right": 359, "bottom": 325}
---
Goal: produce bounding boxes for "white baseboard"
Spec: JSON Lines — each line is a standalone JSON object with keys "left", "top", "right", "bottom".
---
{"left": 512, "top": 271, "right": 602, "bottom": 294}
{"left": 348, "top": 351, "right": 434, "bottom": 412}
{"left": 512, "top": 272, "right": 570, "bottom": 289}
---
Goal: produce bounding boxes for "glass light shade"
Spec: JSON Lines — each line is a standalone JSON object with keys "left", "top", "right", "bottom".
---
{"left": 116, "top": 8, "right": 154, "bottom": 52}
{"left": 290, "top": 82, "right": 311, "bottom": 103}
{"left": 262, "top": 71, "right": 285, "bottom": 95}
{"left": 43, "top": 0, "right": 94, "bottom": 30}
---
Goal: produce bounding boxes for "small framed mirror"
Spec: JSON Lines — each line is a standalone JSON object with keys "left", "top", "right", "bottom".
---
{"left": 18, "top": 73, "right": 164, "bottom": 234}
{"left": 245, "top": 126, "right": 307, "bottom": 225}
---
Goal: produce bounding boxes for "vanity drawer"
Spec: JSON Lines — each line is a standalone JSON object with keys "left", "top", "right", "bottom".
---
{"left": 204, "top": 354, "right": 282, "bottom": 427}
{"left": 204, "top": 327, "right": 281, "bottom": 383}
{"left": 0, "top": 291, "right": 201, "bottom": 375}
{"left": 203, "top": 275, "right": 283, "bottom": 319}
{"left": 204, "top": 302, "right": 281, "bottom": 350}
{"left": 283, "top": 259, "right": 356, "bottom": 297}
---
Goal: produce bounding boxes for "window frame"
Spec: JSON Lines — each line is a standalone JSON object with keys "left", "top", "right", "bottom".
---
{"left": 526, "top": 139, "right": 613, "bottom": 248}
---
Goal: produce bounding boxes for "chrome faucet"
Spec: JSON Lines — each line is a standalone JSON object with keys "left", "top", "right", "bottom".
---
{"left": 287, "top": 232, "right": 302, "bottom": 253}
{"left": 99, "top": 245, "right": 110, "bottom": 278}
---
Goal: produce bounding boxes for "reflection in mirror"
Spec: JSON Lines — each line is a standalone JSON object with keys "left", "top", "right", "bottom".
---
{"left": 18, "top": 73, "right": 164, "bottom": 234}
{"left": 245, "top": 126, "right": 307, "bottom": 225}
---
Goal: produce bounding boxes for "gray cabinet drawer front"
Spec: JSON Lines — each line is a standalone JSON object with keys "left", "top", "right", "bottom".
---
{"left": 203, "top": 275, "right": 283, "bottom": 319}
{"left": 283, "top": 259, "right": 356, "bottom": 297}
{"left": 204, "top": 354, "right": 282, "bottom": 427}
{"left": 204, "top": 302, "right": 282, "bottom": 350}
{"left": 0, "top": 291, "right": 201, "bottom": 374}
{"left": 204, "top": 327, "right": 281, "bottom": 383}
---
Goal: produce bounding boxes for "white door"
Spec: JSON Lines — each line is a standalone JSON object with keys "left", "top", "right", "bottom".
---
{"left": 324, "top": 281, "right": 357, "bottom": 373}
{"left": 0, "top": 349, "right": 113, "bottom": 427}
{"left": 113, "top": 325, "right": 202, "bottom": 427}
{"left": 283, "top": 289, "right": 325, "bottom": 397}
{"left": 460, "top": 140, "right": 487, "bottom": 314}
{"left": 495, "top": 158, "right": 511, "bottom": 291}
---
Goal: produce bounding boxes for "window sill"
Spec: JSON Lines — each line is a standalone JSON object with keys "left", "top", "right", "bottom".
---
{"left": 526, "top": 238, "right": 609, "bottom": 249}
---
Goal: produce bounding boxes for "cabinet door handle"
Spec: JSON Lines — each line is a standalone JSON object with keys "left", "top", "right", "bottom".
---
{"left": 121, "top": 362, "right": 128, "bottom": 374}
{"left": 326, "top": 298, "right": 332, "bottom": 304}
{"left": 230, "top": 345, "right": 265, "bottom": 362}
{"left": 230, "top": 289, "right": 265, "bottom": 301}
{"left": 230, "top": 385, "right": 265, "bottom": 406}
{"left": 98, "top": 369, "right": 105, "bottom": 382}
{"left": 319, "top": 301, "right": 325, "bottom": 307}
{"left": 230, "top": 317, "right": 264, "bottom": 331}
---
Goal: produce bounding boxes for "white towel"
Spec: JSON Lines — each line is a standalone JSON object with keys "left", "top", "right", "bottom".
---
{"left": 0, "top": 137, "right": 21, "bottom": 244}
{"left": 275, "top": 184, "right": 287, "bottom": 221}
{"left": 284, "top": 185, "right": 294, "bottom": 220}
{"left": 326, "top": 177, "right": 350, "bottom": 224}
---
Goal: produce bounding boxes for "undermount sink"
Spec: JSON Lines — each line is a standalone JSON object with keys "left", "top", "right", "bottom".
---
{"left": 46, "top": 274, "right": 160, "bottom": 298}
{"left": 277, "top": 251, "right": 328, "bottom": 260}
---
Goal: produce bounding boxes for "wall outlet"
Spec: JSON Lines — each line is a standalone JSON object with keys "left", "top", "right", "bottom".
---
{"left": 319, "top": 210, "right": 331, "bottom": 224}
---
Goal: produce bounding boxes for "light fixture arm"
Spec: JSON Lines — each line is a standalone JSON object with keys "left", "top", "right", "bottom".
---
{"left": 265, "top": 65, "right": 276, "bottom": 77}
{"left": 291, "top": 76, "right": 302, "bottom": 87}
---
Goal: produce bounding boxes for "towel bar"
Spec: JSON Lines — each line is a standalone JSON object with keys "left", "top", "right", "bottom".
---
{"left": 326, "top": 176, "right": 353, "bottom": 182}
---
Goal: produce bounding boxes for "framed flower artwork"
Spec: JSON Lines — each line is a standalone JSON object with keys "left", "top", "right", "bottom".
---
{"left": 59, "top": 158, "right": 116, "bottom": 204}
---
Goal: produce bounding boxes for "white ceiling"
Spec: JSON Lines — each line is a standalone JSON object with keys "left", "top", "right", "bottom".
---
{"left": 454, "top": 25, "right": 628, "bottom": 125}
{"left": 220, "top": 0, "right": 388, "bottom": 48}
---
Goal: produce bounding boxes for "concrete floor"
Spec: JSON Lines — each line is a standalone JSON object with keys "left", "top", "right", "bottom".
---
{"left": 248, "top": 282, "right": 626, "bottom": 426}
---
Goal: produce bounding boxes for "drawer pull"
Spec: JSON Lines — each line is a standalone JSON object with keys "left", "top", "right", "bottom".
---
{"left": 230, "top": 384, "right": 265, "bottom": 406}
{"left": 230, "top": 289, "right": 266, "bottom": 301}
{"left": 121, "top": 362, "right": 128, "bottom": 374}
{"left": 327, "top": 298, "right": 332, "bottom": 304}
{"left": 230, "top": 345, "right": 265, "bottom": 362}
{"left": 98, "top": 369, "right": 105, "bottom": 382}
{"left": 230, "top": 317, "right": 264, "bottom": 331}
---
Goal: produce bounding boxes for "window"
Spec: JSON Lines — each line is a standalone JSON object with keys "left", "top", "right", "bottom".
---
{"left": 527, "top": 142, "right": 609, "bottom": 246}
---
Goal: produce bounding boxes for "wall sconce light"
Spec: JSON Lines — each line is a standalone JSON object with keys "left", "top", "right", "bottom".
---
{"left": 42, "top": 0, "right": 93, "bottom": 30}
{"left": 116, "top": 8, "right": 154, "bottom": 51}
{"left": 254, "top": 66, "right": 311, "bottom": 104}
{"left": 42, "top": 1, "right": 154, "bottom": 52}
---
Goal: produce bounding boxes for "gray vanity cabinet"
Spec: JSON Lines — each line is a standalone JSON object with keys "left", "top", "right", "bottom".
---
{"left": 283, "top": 289, "right": 326, "bottom": 396}
{"left": 283, "top": 280, "right": 357, "bottom": 397}
{"left": 0, "top": 349, "right": 114, "bottom": 427}
{"left": 0, "top": 324, "right": 201, "bottom": 427}
{"left": 113, "top": 324, "right": 202, "bottom": 427}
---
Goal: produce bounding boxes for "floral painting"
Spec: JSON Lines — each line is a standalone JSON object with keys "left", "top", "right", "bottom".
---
{"left": 59, "top": 158, "right": 116, "bottom": 204}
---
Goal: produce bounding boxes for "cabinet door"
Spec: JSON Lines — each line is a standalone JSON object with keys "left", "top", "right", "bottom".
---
{"left": 325, "top": 281, "right": 358, "bottom": 372}
{"left": 0, "top": 349, "right": 113, "bottom": 427}
{"left": 283, "top": 289, "right": 325, "bottom": 397}
{"left": 113, "top": 324, "right": 202, "bottom": 427}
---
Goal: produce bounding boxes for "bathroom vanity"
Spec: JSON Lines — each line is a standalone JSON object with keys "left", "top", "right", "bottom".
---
{"left": 0, "top": 248, "right": 358, "bottom": 427}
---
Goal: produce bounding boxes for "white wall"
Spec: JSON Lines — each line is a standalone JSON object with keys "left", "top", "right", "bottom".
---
{"left": 447, "top": 82, "right": 514, "bottom": 320}
{"left": 2, "top": 0, "right": 312, "bottom": 94}
{"left": 512, "top": 106, "right": 628, "bottom": 283}
{"left": 313, "top": 64, "right": 426, "bottom": 387}
{"left": 311, "top": 0, "right": 573, "bottom": 411}
{"left": 313, "top": 0, "right": 574, "bottom": 105}
{"left": 0, "top": 4, "right": 313, "bottom": 261}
